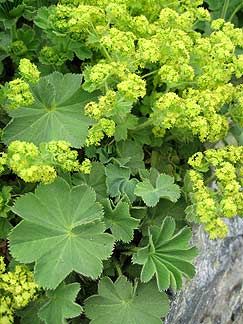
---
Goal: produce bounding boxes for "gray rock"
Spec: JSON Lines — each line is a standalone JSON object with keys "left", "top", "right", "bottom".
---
{"left": 165, "top": 217, "right": 243, "bottom": 324}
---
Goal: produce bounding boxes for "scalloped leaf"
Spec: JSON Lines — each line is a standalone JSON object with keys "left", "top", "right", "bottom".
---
{"left": 135, "top": 173, "right": 181, "bottom": 207}
{"left": 85, "top": 276, "right": 169, "bottom": 324}
{"left": 38, "top": 283, "right": 82, "bottom": 324}
{"left": 133, "top": 217, "right": 197, "bottom": 291}
{"left": 3, "top": 72, "right": 96, "bottom": 148}
{"left": 103, "top": 200, "right": 140, "bottom": 243}
{"left": 8, "top": 177, "right": 114, "bottom": 289}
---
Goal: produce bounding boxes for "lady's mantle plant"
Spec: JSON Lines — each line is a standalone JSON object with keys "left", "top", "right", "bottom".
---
{"left": 0, "top": 0, "right": 242, "bottom": 323}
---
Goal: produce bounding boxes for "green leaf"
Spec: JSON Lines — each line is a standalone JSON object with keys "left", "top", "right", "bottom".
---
{"left": 205, "top": 0, "right": 243, "bottom": 20}
{"left": 85, "top": 276, "right": 169, "bottom": 324}
{"left": 135, "top": 173, "right": 181, "bottom": 207}
{"left": 9, "top": 177, "right": 114, "bottom": 289}
{"left": 116, "top": 139, "right": 144, "bottom": 171}
{"left": 114, "top": 114, "right": 138, "bottom": 141}
{"left": 142, "top": 199, "right": 187, "bottom": 235}
{"left": 133, "top": 217, "right": 197, "bottom": 291}
{"left": 69, "top": 40, "right": 92, "bottom": 60}
{"left": 34, "top": 6, "right": 53, "bottom": 30}
{"left": 103, "top": 200, "right": 140, "bottom": 243}
{"left": 72, "top": 162, "right": 107, "bottom": 203}
{"left": 38, "top": 283, "right": 82, "bottom": 324}
{"left": 105, "top": 164, "right": 130, "bottom": 197}
{"left": 3, "top": 72, "right": 96, "bottom": 148}
{"left": 19, "top": 299, "right": 44, "bottom": 324}
{"left": 105, "top": 164, "right": 138, "bottom": 202}
{"left": 0, "top": 218, "right": 12, "bottom": 239}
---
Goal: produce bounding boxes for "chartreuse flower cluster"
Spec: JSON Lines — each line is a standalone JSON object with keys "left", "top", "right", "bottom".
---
{"left": 3, "top": 79, "right": 34, "bottom": 110}
{"left": 0, "top": 0, "right": 243, "bottom": 323}
{"left": 0, "top": 141, "right": 91, "bottom": 183}
{"left": 42, "top": 1, "right": 243, "bottom": 145}
{"left": 188, "top": 146, "right": 243, "bottom": 239}
{"left": 151, "top": 84, "right": 234, "bottom": 142}
{"left": 1, "top": 59, "right": 40, "bottom": 110}
{"left": 0, "top": 257, "right": 38, "bottom": 324}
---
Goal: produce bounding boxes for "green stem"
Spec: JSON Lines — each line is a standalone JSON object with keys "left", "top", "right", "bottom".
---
{"left": 90, "top": 23, "right": 112, "bottom": 62}
{"left": 205, "top": 174, "right": 216, "bottom": 186}
{"left": 132, "top": 279, "right": 139, "bottom": 298}
{"left": 114, "top": 259, "right": 122, "bottom": 276}
{"left": 135, "top": 119, "right": 152, "bottom": 131}
{"left": 229, "top": 3, "right": 243, "bottom": 22}
{"left": 221, "top": 0, "right": 230, "bottom": 19}
{"left": 11, "top": 23, "right": 17, "bottom": 40}
{"left": 142, "top": 70, "right": 159, "bottom": 79}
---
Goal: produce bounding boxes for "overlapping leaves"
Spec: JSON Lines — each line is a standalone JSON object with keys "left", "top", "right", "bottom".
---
{"left": 133, "top": 217, "right": 197, "bottom": 291}
{"left": 9, "top": 177, "right": 114, "bottom": 289}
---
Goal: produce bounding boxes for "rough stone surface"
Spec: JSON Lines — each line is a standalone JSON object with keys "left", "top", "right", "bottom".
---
{"left": 165, "top": 217, "right": 243, "bottom": 324}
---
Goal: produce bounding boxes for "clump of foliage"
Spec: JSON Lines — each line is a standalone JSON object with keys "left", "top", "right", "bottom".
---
{"left": 0, "top": 0, "right": 242, "bottom": 323}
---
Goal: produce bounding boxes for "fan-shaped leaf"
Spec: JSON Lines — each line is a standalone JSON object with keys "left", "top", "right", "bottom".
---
{"left": 8, "top": 177, "right": 114, "bottom": 289}
{"left": 38, "top": 283, "right": 82, "bottom": 324}
{"left": 85, "top": 276, "right": 169, "bottom": 324}
{"left": 133, "top": 217, "right": 197, "bottom": 291}
{"left": 135, "top": 173, "right": 181, "bottom": 207}
{"left": 103, "top": 200, "right": 140, "bottom": 243}
{"left": 3, "top": 72, "right": 96, "bottom": 148}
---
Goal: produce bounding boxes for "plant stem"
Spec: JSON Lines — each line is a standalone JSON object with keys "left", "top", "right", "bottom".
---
{"left": 221, "top": 0, "right": 230, "bottom": 19}
{"left": 132, "top": 279, "right": 139, "bottom": 298}
{"left": 205, "top": 174, "right": 216, "bottom": 186}
{"left": 114, "top": 259, "right": 122, "bottom": 276}
{"left": 135, "top": 119, "right": 152, "bottom": 131}
{"left": 229, "top": 4, "right": 243, "bottom": 22}
{"left": 142, "top": 70, "right": 159, "bottom": 79}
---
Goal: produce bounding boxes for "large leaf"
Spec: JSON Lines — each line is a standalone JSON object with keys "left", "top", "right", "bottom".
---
{"left": 38, "top": 283, "right": 82, "bottom": 324}
{"left": 84, "top": 276, "right": 169, "bottom": 324}
{"left": 133, "top": 217, "right": 197, "bottom": 291}
{"left": 103, "top": 200, "right": 140, "bottom": 243}
{"left": 3, "top": 72, "right": 95, "bottom": 148}
{"left": 9, "top": 177, "right": 114, "bottom": 289}
{"left": 135, "top": 173, "right": 181, "bottom": 207}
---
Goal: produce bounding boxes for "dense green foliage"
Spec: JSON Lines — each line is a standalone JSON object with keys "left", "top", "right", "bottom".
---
{"left": 0, "top": 0, "right": 242, "bottom": 323}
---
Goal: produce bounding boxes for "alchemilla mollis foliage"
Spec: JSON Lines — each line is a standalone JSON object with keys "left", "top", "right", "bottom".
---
{"left": 0, "top": 0, "right": 242, "bottom": 322}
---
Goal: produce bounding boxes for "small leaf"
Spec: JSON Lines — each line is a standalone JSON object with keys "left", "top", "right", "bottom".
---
{"left": 72, "top": 162, "right": 107, "bottom": 203}
{"left": 133, "top": 217, "right": 197, "bottom": 291}
{"left": 135, "top": 173, "right": 181, "bottom": 207}
{"left": 103, "top": 200, "right": 140, "bottom": 243}
{"left": 38, "top": 283, "right": 82, "bottom": 324}
{"left": 0, "top": 218, "right": 12, "bottom": 239}
{"left": 85, "top": 276, "right": 169, "bottom": 324}
{"left": 3, "top": 72, "right": 96, "bottom": 148}
{"left": 114, "top": 114, "right": 138, "bottom": 141}
{"left": 105, "top": 164, "right": 130, "bottom": 197}
{"left": 116, "top": 139, "right": 144, "bottom": 171}
{"left": 9, "top": 177, "right": 114, "bottom": 289}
